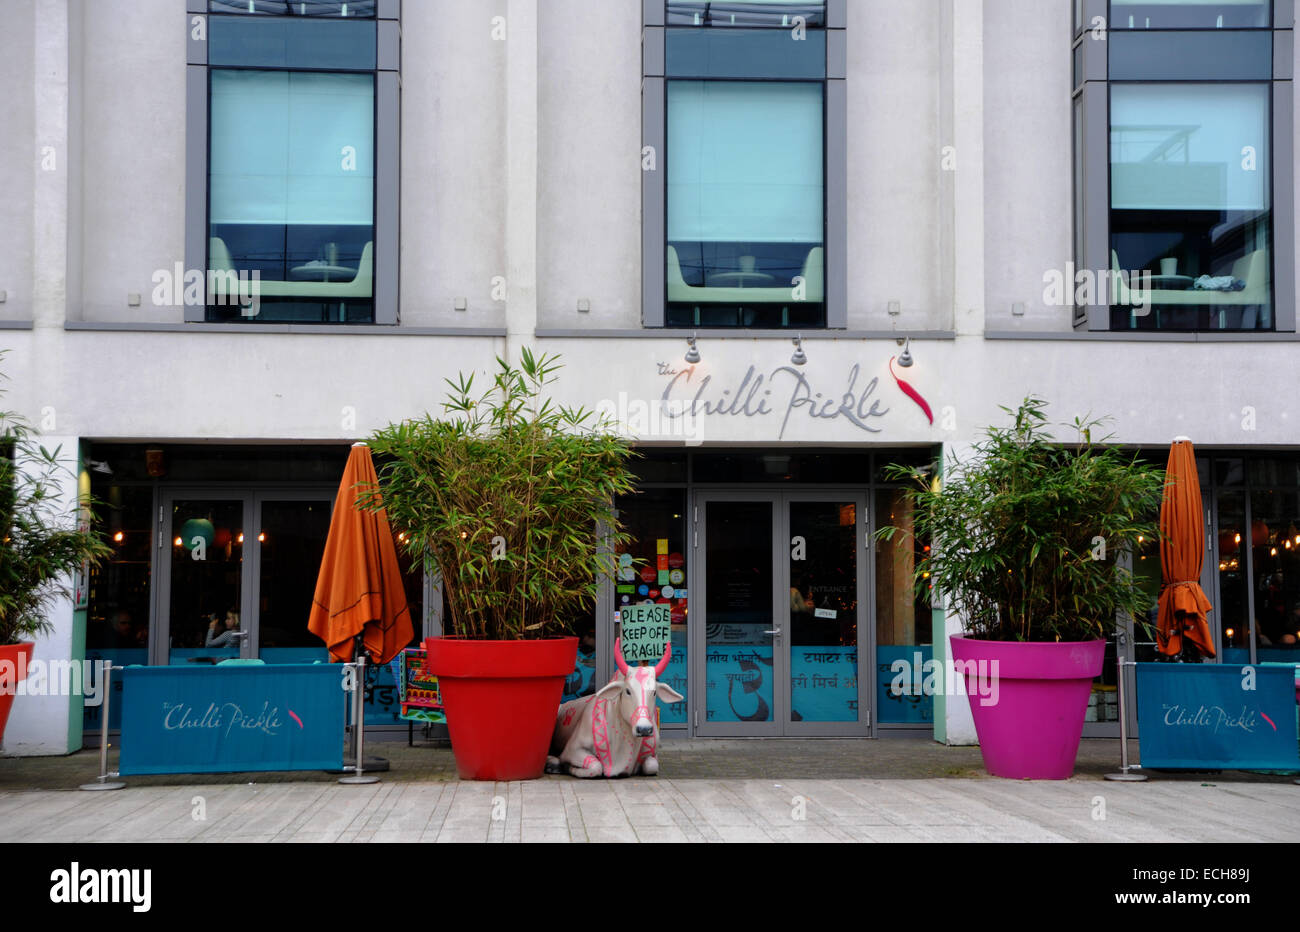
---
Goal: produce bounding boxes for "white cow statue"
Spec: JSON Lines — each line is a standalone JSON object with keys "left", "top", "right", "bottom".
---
{"left": 546, "top": 638, "right": 683, "bottom": 778}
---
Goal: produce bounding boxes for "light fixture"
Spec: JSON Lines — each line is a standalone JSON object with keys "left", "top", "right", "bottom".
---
{"left": 113, "top": 531, "right": 124, "bottom": 543}
{"left": 145, "top": 448, "right": 166, "bottom": 478}
{"left": 258, "top": 532, "right": 266, "bottom": 543}
{"left": 1226, "top": 627, "right": 1235, "bottom": 639}
{"left": 887, "top": 300, "right": 901, "bottom": 316}
{"left": 173, "top": 536, "right": 183, "bottom": 547}
{"left": 237, "top": 533, "right": 245, "bottom": 543}
{"left": 684, "top": 333, "right": 701, "bottom": 364}
{"left": 897, "top": 337, "right": 914, "bottom": 368}
{"left": 790, "top": 334, "right": 807, "bottom": 366}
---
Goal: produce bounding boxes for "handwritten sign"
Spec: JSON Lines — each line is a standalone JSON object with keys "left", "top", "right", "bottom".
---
{"left": 620, "top": 603, "right": 671, "bottom": 664}
{"left": 1136, "top": 663, "right": 1300, "bottom": 771}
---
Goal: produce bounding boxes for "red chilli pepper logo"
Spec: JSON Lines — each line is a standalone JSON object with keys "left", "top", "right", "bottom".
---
{"left": 888, "top": 356, "right": 933, "bottom": 425}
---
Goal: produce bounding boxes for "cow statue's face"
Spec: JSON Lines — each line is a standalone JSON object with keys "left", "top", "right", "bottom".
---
{"left": 598, "top": 638, "right": 684, "bottom": 737}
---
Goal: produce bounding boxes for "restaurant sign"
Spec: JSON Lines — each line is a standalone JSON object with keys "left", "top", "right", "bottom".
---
{"left": 1135, "top": 663, "right": 1300, "bottom": 771}
{"left": 118, "top": 664, "right": 346, "bottom": 775}
{"left": 657, "top": 363, "right": 891, "bottom": 440}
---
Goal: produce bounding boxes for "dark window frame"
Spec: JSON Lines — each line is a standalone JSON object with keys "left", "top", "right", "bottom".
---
{"left": 184, "top": 0, "right": 400, "bottom": 325}
{"left": 1072, "top": 0, "right": 1295, "bottom": 333}
{"left": 642, "top": 0, "right": 846, "bottom": 329}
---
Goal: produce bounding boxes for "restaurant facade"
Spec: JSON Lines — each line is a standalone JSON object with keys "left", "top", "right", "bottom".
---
{"left": 2, "top": 0, "right": 1299, "bottom": 755}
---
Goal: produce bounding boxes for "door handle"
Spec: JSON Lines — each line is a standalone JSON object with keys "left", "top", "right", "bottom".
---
{"left": 764, "top": 628, "right": 783, "bottom": 637}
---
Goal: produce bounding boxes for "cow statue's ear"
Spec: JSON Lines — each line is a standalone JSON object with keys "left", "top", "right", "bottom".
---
{"left": 596, "top": 680, "right": 624, "bottom": 701}
{"left": 655, "top": 683, "right": 685, "bottom": 704}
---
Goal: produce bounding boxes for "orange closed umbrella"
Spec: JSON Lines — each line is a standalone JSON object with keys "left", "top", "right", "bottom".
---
{"left": 1156, "top": 437, "right": 1215, "bottom": 658}
{"left": 308, "top": 443, "right": 413, "bottom": 665}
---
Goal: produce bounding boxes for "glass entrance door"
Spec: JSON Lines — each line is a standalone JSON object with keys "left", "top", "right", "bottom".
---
{"left": 696, "top": 497, "right": 783, "bottom": 736}
{"left": 693, "top": 492, "right": 869, "bottom": 736}
{"left": 786, "top": 495, "right": 866, "bottom": 731}
{"left": 253, "top": 495, "right": 334, "bottom": 663}
{"left": 157, "top": 495, "right": 252, "bottom": 665}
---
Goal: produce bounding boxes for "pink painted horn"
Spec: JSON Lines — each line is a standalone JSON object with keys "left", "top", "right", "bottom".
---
{"left": 614, "top": 636, "right": 629, "bottom": 675}
{"left": 654, "top": 642, "right": 672, "bottom": 677}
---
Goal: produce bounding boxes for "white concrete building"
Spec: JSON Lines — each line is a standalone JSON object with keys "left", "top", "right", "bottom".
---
{"left": 2, "top": 0, "right": 1297, "bottom": 755}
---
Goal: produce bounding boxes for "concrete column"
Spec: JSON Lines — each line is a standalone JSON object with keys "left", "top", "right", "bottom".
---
{"left": 3, "top": 435, "right": 84, "bottom": 756}
{"left": 945, "top": 0, "right": 984, "bottom": 338}
{"left": 32, "top": 0, "right": 80, "bottom": 332}
{"left": 935, "top": 439, "right": 978, "bottom": 746}
{"left": 504, "top": 0, "right": 539, "bottom": 362}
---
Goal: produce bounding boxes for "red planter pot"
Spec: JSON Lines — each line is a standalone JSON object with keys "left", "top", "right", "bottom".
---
{"left": 0, "top": 643, "right": 34, "bottom": 747}
{"left": 950, "top": 636, "right": 1106, "bottom": 780}
{"left": 425, "top": 636, "right": 578, "bottom": 781}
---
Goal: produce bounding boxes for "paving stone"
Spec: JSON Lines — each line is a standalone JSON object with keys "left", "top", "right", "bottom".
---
{"left": 2, "top": 736, "right": 1296, "bottom": 843}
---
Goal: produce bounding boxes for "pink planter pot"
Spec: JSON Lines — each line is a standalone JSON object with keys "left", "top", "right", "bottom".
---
{"left": 950, "top": 635, "right": 1106, "bottom": 780}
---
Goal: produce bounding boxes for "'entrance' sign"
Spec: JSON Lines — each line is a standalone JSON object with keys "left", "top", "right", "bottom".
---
{"left": 620, "top": 604, "right": 671, "bottom": 664}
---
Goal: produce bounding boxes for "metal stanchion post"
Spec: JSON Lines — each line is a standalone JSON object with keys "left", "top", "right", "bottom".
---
{"left": 340, "top": 655, "right": 379, "bottom": 785}
{"left": 1106, "top": 631, "right": 1147, "bottom": 782}
{"left": 80, "top": 663, "right": 126, "bottom": 791}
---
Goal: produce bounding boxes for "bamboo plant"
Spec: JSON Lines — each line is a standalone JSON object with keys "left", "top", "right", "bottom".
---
{"left": 366, "top": 349, "right": 637, "bottom": 640}
{"left": 876, "top": 397, "right": 1166, "bottom": 643}
{"left": 0, "top": 361, "right": 113, "bottom": 645}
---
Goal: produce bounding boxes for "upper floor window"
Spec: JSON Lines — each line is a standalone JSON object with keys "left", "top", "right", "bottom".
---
{"left": 208, "top": 1, "right": 376, "bottom": 17}
{"left": 1071, "top": 0, "right": 1290, "bottom": 333}
{"left": 645, "top": 1, "right": 844, "bottom": 329}
{"left": 1108, "top": 81, "right": 1272, "bottom": 330}
{"left": 1108, "top": 0, "right": 1269, "bottom": 29}
{"left": 206, "top": 15, "right": 375, "bottom": 323}
{"left": 187, "top": 2, "right": 399, "bottom": 325}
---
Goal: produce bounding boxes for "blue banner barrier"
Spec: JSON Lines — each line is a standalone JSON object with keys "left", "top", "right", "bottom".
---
{"left": 118, "top": 663, "right": 347, "bottom": 775}
{"left": 1136, "top": 662, "right": 1300, "bottom": 771}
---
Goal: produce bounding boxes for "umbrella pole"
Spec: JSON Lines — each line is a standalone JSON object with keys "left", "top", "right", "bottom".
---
{"left": 340, "top": 648, "right": 380, "bottom": 785}
{"left": 1106, "top": 630, "right": 1147, "bottom": 782}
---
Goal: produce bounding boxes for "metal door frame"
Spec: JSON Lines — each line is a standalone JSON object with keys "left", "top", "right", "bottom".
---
{"left": 691, "top": 490, "right": 871, "bottom": 737}
{"left": 154, "top": 487, "right": 338, "bottom": 665}
{"left": 247, "top": 490, "right": 337, "bottom": 659}
{"left": 152, "top": 489, "right": 255, "bottom": 665}
{"left": 782, "top": 490, "right": 871, "bottom": 737}
{"left": 693, "top": 492, "right": 784, "bottom": 736}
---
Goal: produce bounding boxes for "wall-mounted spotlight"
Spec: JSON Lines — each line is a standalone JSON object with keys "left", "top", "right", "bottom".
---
{"left": 790, "top": 334, "right": 807, "bottom": 366}
{"left": 684, "top": 333, "right": 701, "bottom": 364}
{"left": 897, "top": 337, "right": 914, "bottom": 368}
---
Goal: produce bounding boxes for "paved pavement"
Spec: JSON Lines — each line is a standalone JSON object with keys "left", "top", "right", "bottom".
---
{"left": 2, "top": 738, "right": 1297, "bottom": 842}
